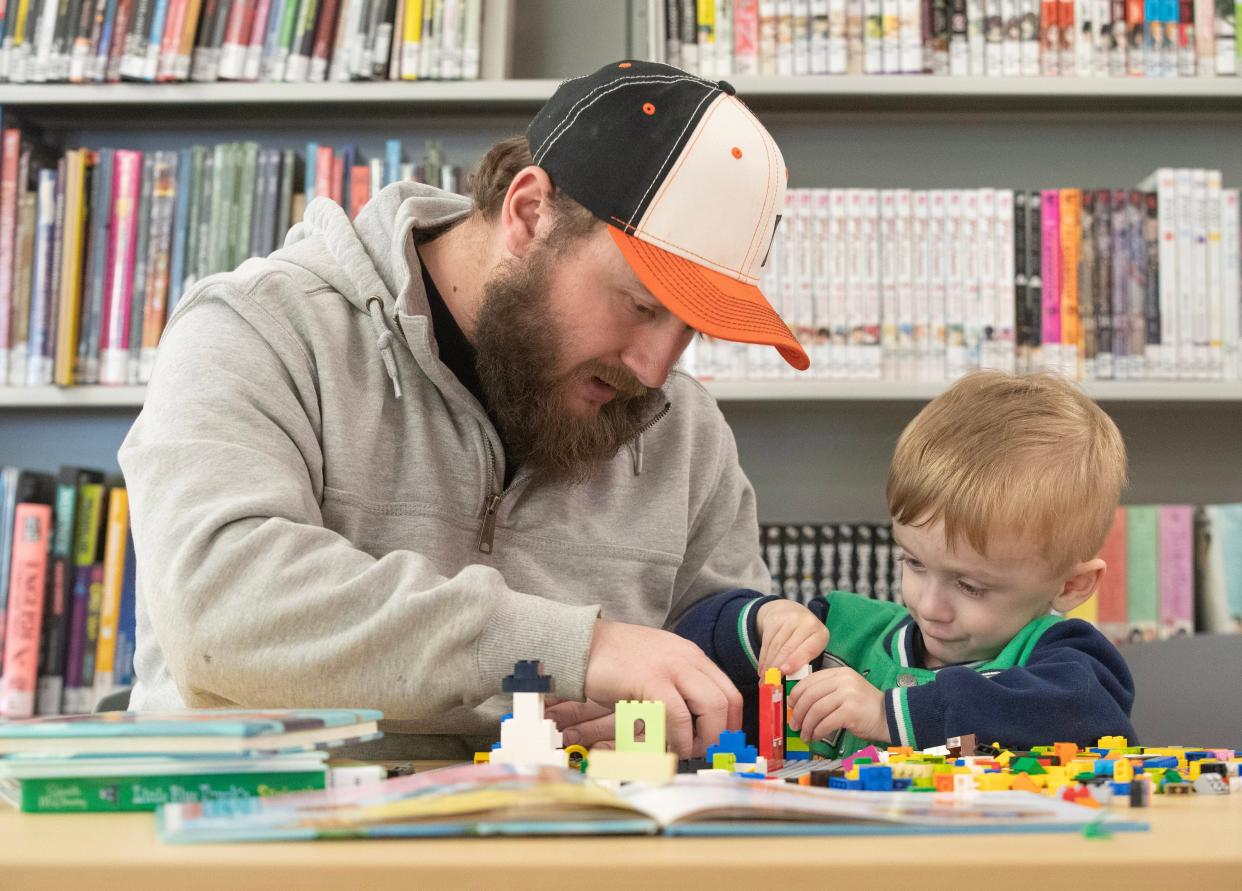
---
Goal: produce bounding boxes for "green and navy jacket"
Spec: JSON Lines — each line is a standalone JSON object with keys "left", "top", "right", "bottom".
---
{"left": 675, "top": 589, "right": 1136, "bottom": 758}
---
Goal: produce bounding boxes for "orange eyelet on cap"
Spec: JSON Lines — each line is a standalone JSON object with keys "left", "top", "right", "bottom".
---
{"left": 731, "top": 147, "right": 743, "bottom": 159}
{"left": 619, "top": 61, "right": 632, "bottom": 68}
{"left": 642, "top": 102, "right": 656, "bottom": 115}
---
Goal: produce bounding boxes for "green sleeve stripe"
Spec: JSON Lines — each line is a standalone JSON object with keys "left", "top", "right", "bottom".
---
{"left": 737, "top": 598, "right": 762, "bottom": 670}
{"left": 890, "top": 687, "right": 916, "bottom": 749}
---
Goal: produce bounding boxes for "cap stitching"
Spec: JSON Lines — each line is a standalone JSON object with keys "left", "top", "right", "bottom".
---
{"left": 613, "top": 217, "right": 755, "bottom": 279}
{"left": 531, "top": 75, "right": 707, "bottom": 165}
{"left": 624, "top": 86, "right": 718, "bottom": 229}
{"left": 741, "top": 118, "right": 779, "bottom": 275}
{"left": 637, "top": 92, "right": 723, "bottom": 231}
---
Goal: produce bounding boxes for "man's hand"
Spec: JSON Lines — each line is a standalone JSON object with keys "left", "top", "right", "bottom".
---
{"left": 544, "top": 699, "right": 615, "bottom": 749}
{"left": 582, "top": 618, "right": 742, "bottom": 759}
{"left": 786, "top": 667, "right": 889, "bottom": 745}
{"left": 755, "top": 599, "right": 829, "bottom": 676}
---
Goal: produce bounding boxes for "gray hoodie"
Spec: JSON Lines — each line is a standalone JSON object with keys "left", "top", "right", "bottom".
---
{"left": 119, "top": 181, "right": 769, "bottom": 741}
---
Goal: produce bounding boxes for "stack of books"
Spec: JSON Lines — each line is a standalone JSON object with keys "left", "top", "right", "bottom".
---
{"left": 0, "top": 707, "right": 382, "bottom": 813}
{"left": 651, "top": 0, "right": 1241, "bottom": 78}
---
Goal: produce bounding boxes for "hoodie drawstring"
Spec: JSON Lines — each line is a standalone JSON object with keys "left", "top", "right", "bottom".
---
{"left": 366, "top": 296, "right": 403, "bottom": 399}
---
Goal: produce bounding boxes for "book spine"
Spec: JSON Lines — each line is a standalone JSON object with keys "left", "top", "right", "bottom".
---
{"left": 1040, "top": 189, "right": 1062, "bottom": 372}
{"left": 215, "top": 0, "right": 251, "bottom": 78}
{"left": 24, "top": 167, "right": 55, "bottom": 385}
{"left": 99, "top": 148, "right": 140, "bottom": 386}
{"left": 35, "top": 477, "right": 77, "bottom": 714}
{"left": 1157, "top": 504, "right": 1194, "bottom": 637}
{"left": 1080, "top": 190, "right": 1097, "bottom": 379}
{"left": 53, "top": 148, "right": 86, "bottom": 386}
{"left": 104, "top": 0, "right": 131, "bottom": 80}
{"left": 154, "top": 0, "right": 186, "bottom": 79}
{"left": 733, "top": 0, "right": 757, "bottom": 71}
{"left": 124, "top": 151, "right": 153, "bottom": 383}
{"left": 90, "top": 486, "right": 126, "bottom": 701}
{"left": 1059, "top": 188, "right": 1081, "bottom": 379}
{"left": 1108, "top": 189, "right": 1128, "bottom": 377}
{"left": 894, "top": 188, "right": 914, "bottom": 380}
{"left": 110, "top": 531, "right": 136, "bottom": 687}
{"left": 883, "top": 0, "right": 902, "bottom": 69}
{"left": 1095, "top": 506, "right": 1128, "bottom": 643}
{"left": 1193, "top": 0, "right": 1213, "bottom": 71}
{"left": 1126, "top": 0, "right": 1143, "bottom": 72}
{"left": 1205, "top": 169, "right": 1223, "bottom": 379}
{"left": 1223, "top": 189, "right": 1240, "bottom": 383}
{"left": 10, "top": 187, "right": 35, "bottom": 383}
{"left": 994, "top": 189, "right": 1015, "bottom": 373}
{"left": 1125, "top": 505, "right": 1159, "bottom": 642}
{"left": 13, "top": 770, "right": 327, "bottom": 813}
{"left": 944, "top": 189, "right": 965, "bottom": 378}
{"left": 308, "top": 0, "right": 338, "bottom": 80}
{"left": 0, "top": 128, "right": 20, "bottom": 384}
{"left": 967, "top": 0, "right": 984, "bottom": 71}
{"left": 929, "top": 189, "right": 947, "bottom": 379}
{"left": 0, "top": 503, "right": 52, "bottom": 718}
{"left": 1014, "top": 190, "right": 1029, "bottom": 371}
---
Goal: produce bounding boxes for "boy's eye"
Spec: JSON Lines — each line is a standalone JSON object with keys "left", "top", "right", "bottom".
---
{"left": 957, "top": 581, "right": 986, "bottom": 598}
{"left": 900, "top": 556, "right": 925, "bottom": 572}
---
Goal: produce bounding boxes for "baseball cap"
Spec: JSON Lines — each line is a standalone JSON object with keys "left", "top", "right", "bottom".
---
{"left": 526, "top": 60, "right": 809, "bottom": 371}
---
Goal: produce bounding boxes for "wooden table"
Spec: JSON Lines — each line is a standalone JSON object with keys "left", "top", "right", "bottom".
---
{"left": 2, "top": 766, "right": 1239, "bottom": 890}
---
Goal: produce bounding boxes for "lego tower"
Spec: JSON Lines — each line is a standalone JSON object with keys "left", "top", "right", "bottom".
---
{"left": 489, "top": 660, "right": 566, "bottom": 768}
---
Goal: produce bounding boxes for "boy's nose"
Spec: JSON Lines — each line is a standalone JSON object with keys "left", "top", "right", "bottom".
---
{"left": 919, "top": 583, "right": 956, "bottom": 623}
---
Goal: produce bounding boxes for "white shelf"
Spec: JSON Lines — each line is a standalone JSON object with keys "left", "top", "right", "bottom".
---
{"left": 0, "top": 386, "right": 148, "bottom": 407}
{"left": 2, "top": 76, "right": 1240, "bottom": 113}
{"left": 5, "top": 381, "right": 1242, "bottom": 408}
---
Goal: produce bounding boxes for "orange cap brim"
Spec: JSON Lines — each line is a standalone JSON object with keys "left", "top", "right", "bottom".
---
{"left": 608, "top": 226, "right": 810, "bottom": 371}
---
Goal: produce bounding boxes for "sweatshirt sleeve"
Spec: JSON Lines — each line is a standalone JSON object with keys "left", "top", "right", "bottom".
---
{"left": 663, "top": 383, "right": 773, "bottom": 629}
{"left": 119, "top": 282, "right": 601, "bottom": 718}
{"left": 885, "top": 619, "right": 1137, "bottom": 751}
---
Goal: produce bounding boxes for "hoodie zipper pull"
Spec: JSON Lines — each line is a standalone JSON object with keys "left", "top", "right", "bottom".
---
{"left": 478, "top": 493, "right": 502, "bottom": 554}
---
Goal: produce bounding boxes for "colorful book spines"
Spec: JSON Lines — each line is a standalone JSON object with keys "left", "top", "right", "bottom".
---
{"left": 9, "top": 770, "right": 327, "bottom": 813}
{"left": 100, "top": 148, "right": 142, "bottom": 386}
{"left": 1158, "top": 504, "right": 1194, "bottom": 637}
{"left": 1040, "top": 189, "right": 1062, "bottom": 369}
{"left": 92, "top": 487, "right": 129, "bottom": 702}
{"left": 0, "top": 502, "right": 53, "bottom": 718}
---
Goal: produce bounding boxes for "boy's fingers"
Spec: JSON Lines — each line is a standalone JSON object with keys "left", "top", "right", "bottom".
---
{"left": 798, "top": 690, "right": 845, "bottom": 740}
{"left": 785, "top": 633, "right": 828, "bottom": 676}
{"left": 764, "top": 623, "right": 796, "bottom": 675}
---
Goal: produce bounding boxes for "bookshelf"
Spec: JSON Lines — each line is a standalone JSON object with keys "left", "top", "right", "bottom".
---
{"left": 1, "top": 0, "right": 1240, "bottom": 526}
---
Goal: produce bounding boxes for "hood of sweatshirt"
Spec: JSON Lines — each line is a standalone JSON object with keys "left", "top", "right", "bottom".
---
{"left": 276, "top": 181, "right": 473, "bottom": 399}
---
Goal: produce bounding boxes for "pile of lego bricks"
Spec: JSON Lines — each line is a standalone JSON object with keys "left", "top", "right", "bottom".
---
{"left": 694, "top": 731, "right": 1241, "bottom": 809}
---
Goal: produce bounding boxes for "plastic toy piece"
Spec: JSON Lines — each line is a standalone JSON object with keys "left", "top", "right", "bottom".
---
{"left": 615, "top": 700, "right": 667, "bottom": 754}
{"left": 565, "top": 745, "right": 589, "bottom": 766}
{"left": 946, "top": 734, "right": 976, "bottom": 758}
{"left": 784, "top": 664, "right": 814, "bottom": 758}
{"left": 712, "top": 752, "right": 737, "bottom": 772}
{"left": 1192, "top": 774, "right": 1229, "bottom": 795}
{"left": 586, "top": 699, "right": 676, "bottom": 785}
{"left": 758, "top": 668, "right": 785, "bottom": 766}
{"left": 474, "top": 752, "right": 490, "bottom": 764}
{"left": 490, "top": 660, "right": 565, "bottom": 768}
{"left": 842, "top": 744, "right": 883, "bottom": 771}
{"left": 707, "top": 730, "right": 758, "bottom": 764}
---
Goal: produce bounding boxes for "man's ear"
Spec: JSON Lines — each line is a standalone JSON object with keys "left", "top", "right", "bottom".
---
{"left": 500, "top": 166, "right": 556, "bottom": 258}
{"left": 1051, "top": 557, "right": 1106, "bottom": 615}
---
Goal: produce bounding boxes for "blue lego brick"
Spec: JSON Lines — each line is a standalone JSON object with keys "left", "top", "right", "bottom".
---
{"left": 785, "top": 751, "right": 812, "bottom": 761}
{"left": 706, "top": 730, "right": 758, "bottom": 764}
{"left": 502, "top": 660, "right": 553, "bottom": 694}
{"left": 859, "top": 765, "right": 894, "bottom": 791}
{"left": 829, "top": 777, "right": 850, "bottom": 789}
{"left": 737, "top": 771, "right": 766, "bottom": 779}
{"left": 491, "top": 742, "right": 501, "bottom": 750}
{"left": 1184, "top": 751, "right": 1211, "bottom": 762}
{"left": 1145, "top": 756, "right": 1178, "bottom": 769}
{"left": 1095, "top": 759, "right": 1115, "bottom": 776}
{"left": 1111, "top": 782, "right": 1131, "bottom": 795}
{"left": 893, "top": 777, "right": 913, "bottom": 790}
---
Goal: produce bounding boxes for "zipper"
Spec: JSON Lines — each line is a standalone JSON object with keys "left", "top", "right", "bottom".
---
{"left": 475, "top": 400, "right": 671, "bottom": 554}
{"left": 477, "top": 437, "right": 504, "bottom": 554}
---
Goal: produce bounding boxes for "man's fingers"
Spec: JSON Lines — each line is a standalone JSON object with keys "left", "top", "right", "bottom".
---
{"left": 559, "top": 713, "right": 617, "bottom": 749}
{"left": 674, "top": 669, "right": 737, "bottom": 758}
{"left": 651, "top": 681, "right": 695, "bottom": 758}
{"left": 545, "top": 699, "right": 612, "bottom": 730}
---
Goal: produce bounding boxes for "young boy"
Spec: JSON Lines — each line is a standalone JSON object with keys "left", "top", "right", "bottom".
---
{"left": 676, "top": 371, "right": 1137, "bottom": 758}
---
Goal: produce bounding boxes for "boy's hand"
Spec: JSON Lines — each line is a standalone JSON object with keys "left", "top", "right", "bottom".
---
{"left": 755, "top": 599, "right": 829, "bottom": 676}
{"left": 786, "top": 667, "right": 890, "bottom": 746}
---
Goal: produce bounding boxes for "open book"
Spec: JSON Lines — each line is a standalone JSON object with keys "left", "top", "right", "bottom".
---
{"left": 157, "top": 762, "right": 1148, "bottom": 843}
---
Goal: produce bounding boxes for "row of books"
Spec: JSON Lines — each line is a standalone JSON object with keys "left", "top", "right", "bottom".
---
{"left": 762, "top": 504, "right": 1242, "bottom": 642}
{"left": 0, "top": 131, "right": 462, "bottom": 388}
{"left": 685, "top": 177, "right": 1242, "bottom": 383}
{"left": 0, "top": 0, "right": 486, "bottom": 84}
{"left": 652, "top": 0, "right": 1242, "bottom": 77}
{"left": 0, "top": 708, "right": 382, "bottom": 813}
{"left": 0, "top": 467, "right": 134, "bottom": 719}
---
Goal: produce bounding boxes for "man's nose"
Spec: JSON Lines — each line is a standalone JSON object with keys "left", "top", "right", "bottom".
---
{"left": 621, "top": 318, "right": 696, "bottom": 389}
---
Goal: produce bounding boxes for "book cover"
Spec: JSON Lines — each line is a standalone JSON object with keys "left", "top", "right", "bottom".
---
{"left": 98, "top": 148, "right": 140, "bottom": 385}
{"left": 1092, "top": 188, "right": 1113, "bottom": 379}
{"left": 154, "top": 763, "right": 1145, "bottom": 845}
{"left": 0, "top": 707, "right": 383, "bottom": 755}
{"left": 1079, "top": 190, "right": 1097, "bottom": 378}
{"left": 1157, "top": 504, "right": 1194, "bottom": 638}
{"left": 1125, "top": 505, "right": 1159, "bottom": 643}
{"left": 5, "top": 768, "right": 328, "bottom": 813}
{"left": 0, "top": 127, "right": 20, "bottom": 384}
{"left": 53, "top": 147, "right": 87, "bottom": 386}
{"left": 110, "top": 530, "right": 137, "bottom": 688}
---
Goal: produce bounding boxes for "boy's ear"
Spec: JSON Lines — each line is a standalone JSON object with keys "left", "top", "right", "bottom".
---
{"left": 1051, "top": 557, "right": 1106, "bottom": 615}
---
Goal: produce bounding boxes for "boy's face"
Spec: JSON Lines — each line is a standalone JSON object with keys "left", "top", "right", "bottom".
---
{"left": 891, "top": 518, "right": 1095, "bottom": 669}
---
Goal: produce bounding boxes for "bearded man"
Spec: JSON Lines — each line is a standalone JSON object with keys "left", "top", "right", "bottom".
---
{"left": 119, "top": 61, "right": 809, "bottom": 759}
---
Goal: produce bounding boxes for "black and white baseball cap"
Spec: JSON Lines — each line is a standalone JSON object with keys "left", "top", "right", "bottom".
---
{"left": 527, "top": 60, "right": 809, "bottom": 371}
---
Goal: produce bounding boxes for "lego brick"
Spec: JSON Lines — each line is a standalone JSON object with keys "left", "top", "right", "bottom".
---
{"left": 712, "top": 752, "right": 737, "bottom": 772}
{"left": 615, "top": 700, "right": 668, "bottom": 754}
{"left": 587, "top": 749, "right": 677, "bottom": 784}
{"left": 501, "top": 660, "right": 553, "bottom": 694}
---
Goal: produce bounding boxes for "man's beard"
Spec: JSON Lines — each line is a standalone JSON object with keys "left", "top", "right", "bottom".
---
{"left": 472, "top": 244, "right": 666, "bottom": 487}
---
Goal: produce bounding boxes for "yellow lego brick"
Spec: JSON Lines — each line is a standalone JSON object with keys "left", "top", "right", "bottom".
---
{"left": 764, "top": 667, "right": 782, "bottom": 685}
{"left": 712, "top": 752, "right": 737, "bottom": 772}
{"left": 977, "top": 774, "right": 1011, "bottom": 792}
{"left": 996, "top": 751, "right": 1013, "bottom": 767}
{"left": 1113, "top": 759, "right": 1134, "bottom": 783}
{"left": 474, "top": 751, "right": 491, "bottom": 764}
{"left": 586, "top": 749, "right": 677, "bottom": 784}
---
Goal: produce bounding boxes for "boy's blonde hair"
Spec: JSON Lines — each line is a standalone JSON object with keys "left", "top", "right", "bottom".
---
{"left": 886, "top": 371, "right": 1127, "bottom": 572}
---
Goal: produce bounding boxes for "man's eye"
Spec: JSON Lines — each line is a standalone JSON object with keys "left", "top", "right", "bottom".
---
{"left": 633, "top": 301, "right": 656, "bottom": 317}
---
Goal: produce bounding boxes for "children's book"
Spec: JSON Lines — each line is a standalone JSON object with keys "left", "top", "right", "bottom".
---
{"left": 0, "top": 708, "right": 382, "bottom": 755}
{"left": 156, "top": 762, "right": 1148, "bottom": 844}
